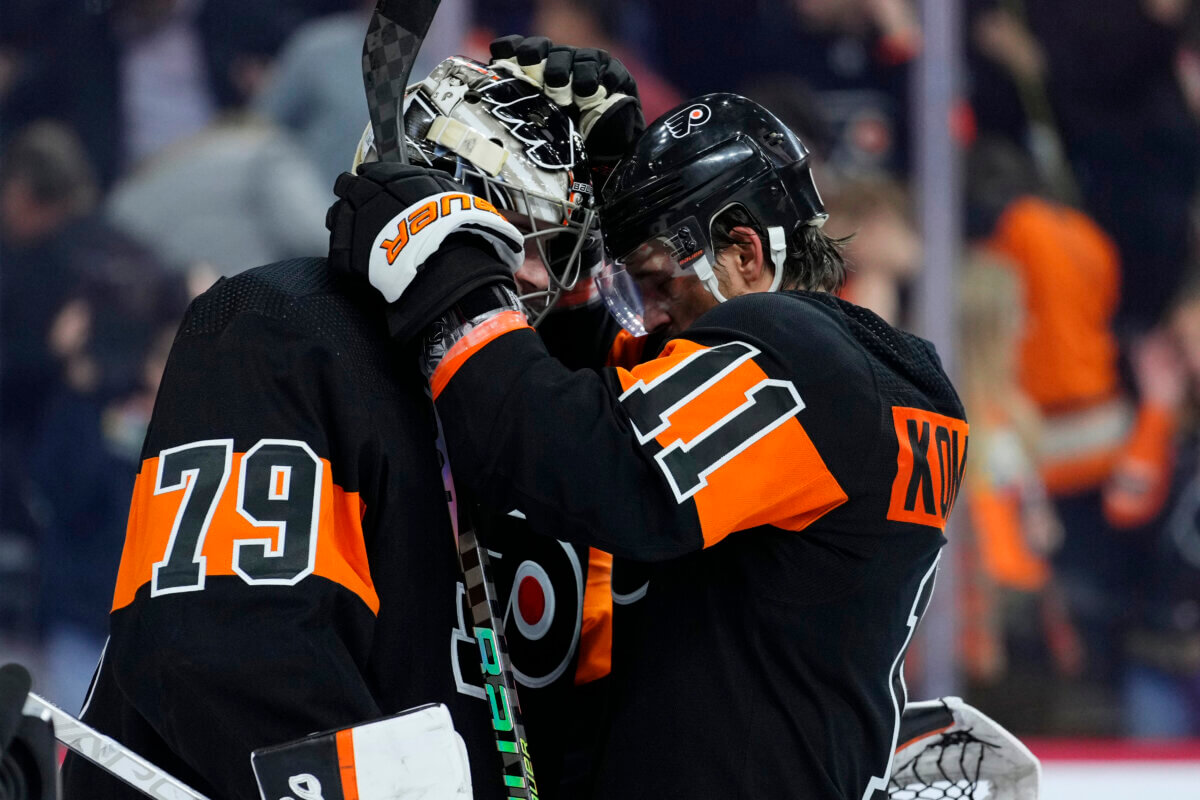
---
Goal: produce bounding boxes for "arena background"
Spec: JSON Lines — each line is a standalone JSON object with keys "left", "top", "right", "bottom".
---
{"left": 1, "top": 1, "right": 1198, "bottom": 796}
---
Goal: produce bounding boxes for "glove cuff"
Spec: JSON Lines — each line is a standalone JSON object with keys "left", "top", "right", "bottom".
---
{"left": 385, "top": 237, "right": 518, "bottom": 341}
{"left": 419, "top": 282, "right": 525, "bottom": 379}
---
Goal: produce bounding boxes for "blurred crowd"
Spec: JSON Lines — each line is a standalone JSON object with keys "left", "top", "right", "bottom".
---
{"left": 1, "top": 0, "right": 1199, "bottom": 740}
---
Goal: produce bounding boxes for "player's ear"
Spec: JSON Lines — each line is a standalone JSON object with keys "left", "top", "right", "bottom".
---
{"left": 728, "top": 225, "right": 768, "bottom": 285}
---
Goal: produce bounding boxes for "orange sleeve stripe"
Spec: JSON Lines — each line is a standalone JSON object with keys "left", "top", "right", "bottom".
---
{"left": 430, "top": 310, "right": 530, "bottom": 401}
{"left": 617, "top": 339, "right": 847, "bottom": 547}
{"left": 575, "top": 548, "right": 613, "bottom": 685}
{"left": 613, "top": 337, "right": 693, "bottom": 392}
{"left": 1104, "top": 402, "right": 1177, "bottom": 529}
{"left": 336, "top": 728, "right": 359, "bottom": 800}
{"left": 112, "top": 454, "right": 378, "bottom": 614}
{"left": 605, "top": 329, "right": 648, "bottom": 369}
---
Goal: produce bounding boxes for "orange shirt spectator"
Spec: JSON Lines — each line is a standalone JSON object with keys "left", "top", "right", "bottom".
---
{"left": 987, "top": 195, "right": 1127, "bottom": 494}
{"left": 988, "top": 195, "right": 1121, "bottom": 411}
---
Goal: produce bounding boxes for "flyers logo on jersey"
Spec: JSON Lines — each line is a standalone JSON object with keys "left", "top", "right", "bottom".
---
{"left": 380, "top": 193, "right": 506, "bottom": 264}
{"left": 665, "top": 103, "right": 712, "bottom": 138}
{"left": 888, "top": 407, "right": 968, "bottom": 530}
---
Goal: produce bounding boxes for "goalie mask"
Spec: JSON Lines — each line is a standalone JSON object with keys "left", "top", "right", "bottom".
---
{"left": 353, "top": 56, "right": 602, "bottom": 324}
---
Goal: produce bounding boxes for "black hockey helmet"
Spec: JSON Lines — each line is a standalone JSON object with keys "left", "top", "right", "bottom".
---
{"left": 596, "top": 93, "right": 827, "bottom": 334}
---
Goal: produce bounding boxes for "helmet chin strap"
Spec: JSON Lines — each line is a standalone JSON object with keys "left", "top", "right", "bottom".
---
{"left": 767, "top": 225, "right": 786, "bottom": 293}
{"left": 698, "top": 225, "right": 788, "bottom": 302}
{"left": 693, "top": 256, "right": 728, "bottom": 303}
{"left": 699, "top": 269, "right": 728, "bottom": 302}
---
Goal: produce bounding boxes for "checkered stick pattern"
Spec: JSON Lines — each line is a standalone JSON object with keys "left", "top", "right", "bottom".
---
{"left": 368, "top": 1, "right": 536, "bottom": 793}
{"left": 458, "top": 528, "right": 538, "bottom": 799}
{"left": 361, "top": 0, "right": 441, "bottom": 162}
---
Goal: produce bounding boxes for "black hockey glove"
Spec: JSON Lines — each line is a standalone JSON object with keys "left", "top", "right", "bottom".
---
{"left": 326, "top": 162, "right": 523, "bottom": 341}
{"left": 490, "top": 35, "right": 645, "bottom": 172}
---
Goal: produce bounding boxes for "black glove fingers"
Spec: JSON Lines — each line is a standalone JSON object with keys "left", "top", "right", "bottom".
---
{"left": 398, "top": 172, "right": 468, "bottom": 203}
{"left": 515, "top": 36, "right": 552, "bottom": 66}
{"left": 333, "top": 171, "right": 359, "bottom": 199}
{"left": 385, "top": 174, "right": 452, "bottom": 205}
{"left": 327, "top": 202, "right": 357, "bottom": 268}
{"left": 356, "top": 163, "right": 464, "bottom": 206}
{"left": 572, "top": 51, "right": 603, "bottom": 97}
{"left": 345, "top": 175, "right": 385, "bottom": 208}
{"left": 358, "top": 161, "right": 426, "bottom": 183}
{"left": 489, "top": 34, "right": 524, "bottom": 61}
{"left": 430, "top": 173, "right": 466, "bottom": 196}
{"left": 544, "top": 47, "right": 574, "bottom": 89}
{"left": 603, "top": 59, "right": 635, "bottom": 96}
{"left": 325, "top": 200, "right": 341, "bottom": 233}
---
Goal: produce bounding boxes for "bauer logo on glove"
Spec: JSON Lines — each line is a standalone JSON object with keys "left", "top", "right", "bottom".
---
{"left": 379, "top": 193, "right": 509, "bottom": 265}
{"left": 327, "top": 161, "right": 524, "bottom": 312}
{"left": 371, "top": 190, "right": 517, "bottom": 302}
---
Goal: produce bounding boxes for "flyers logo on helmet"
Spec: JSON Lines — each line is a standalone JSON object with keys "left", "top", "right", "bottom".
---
{"left": 665, "top": 103, "right": 713, "bottom": 139}
{"left": 887, "top": 407, "right": 968, "bottom": 530}
{"left": 380, "top": 193, "right": 506, "bottom": 265}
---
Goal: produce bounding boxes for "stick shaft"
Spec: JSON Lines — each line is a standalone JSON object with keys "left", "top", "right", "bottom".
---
{"left": 362, "top": 0, "right": 443, "bottom": 164}
{"left": 435, "top": 419, "right": 539, "bottom": 799}
{"left": 360, "top": 1, "right": 536, "bottom": 792}
{"left": 22, "top": 692, "right": 209, "bottom": 800}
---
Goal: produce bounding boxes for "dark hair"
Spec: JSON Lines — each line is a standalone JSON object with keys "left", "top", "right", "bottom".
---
{"left": 709, "top": 204, "right": 849, "bottom": 293}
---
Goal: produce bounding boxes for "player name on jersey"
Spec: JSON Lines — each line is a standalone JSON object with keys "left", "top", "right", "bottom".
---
{"left": 888, "top": 407, "right": 968, "bottom": 530}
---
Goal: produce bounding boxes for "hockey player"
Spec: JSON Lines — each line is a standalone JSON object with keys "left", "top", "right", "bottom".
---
{"left": 326, "top": 86, "right": 969, "bottom": 800}
{"left": 61, "top": 56, "right": 612, "bottom": 800}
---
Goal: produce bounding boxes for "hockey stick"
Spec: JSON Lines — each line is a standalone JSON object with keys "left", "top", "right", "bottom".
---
{"left": 360, "top": 3, "right": 539, "bottom": 798}
{"left": 434, "top": 419, "right": 539, "bottom": 800}
{"left": 362, "top": 0, "right": 441, "bottom": 164}
{"left": 21, "top": 691, "right": 209, "bottom": 800}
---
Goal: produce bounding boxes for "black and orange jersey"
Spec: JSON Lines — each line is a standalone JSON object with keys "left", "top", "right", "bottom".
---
{"left": 462, "top": 510, "right": 614, "bottom": 798}
{"left": 430, "top": 290, "right": 968, "bottom": 800}
{"left": 469, "top": 298, "right": 640, "bottom": 795}
{"left": 62, "top": 258, "right": 585, "bottom": 800}
{"left": 534, "top": 294, "right": 662, "bottom": 372}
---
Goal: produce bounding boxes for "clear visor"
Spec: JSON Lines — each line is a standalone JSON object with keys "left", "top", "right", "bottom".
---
{"left": 595, "top": 217, "right": 715, "bottom": 337}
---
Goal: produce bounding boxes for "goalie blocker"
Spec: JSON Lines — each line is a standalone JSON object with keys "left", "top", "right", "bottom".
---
{"left": 252, "top": 704, "right": 471, "bottom": 800}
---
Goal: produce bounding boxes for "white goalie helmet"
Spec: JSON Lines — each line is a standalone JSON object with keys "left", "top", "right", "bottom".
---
{"left": 353, "top": 55, "right": 603, "bottom": 323}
